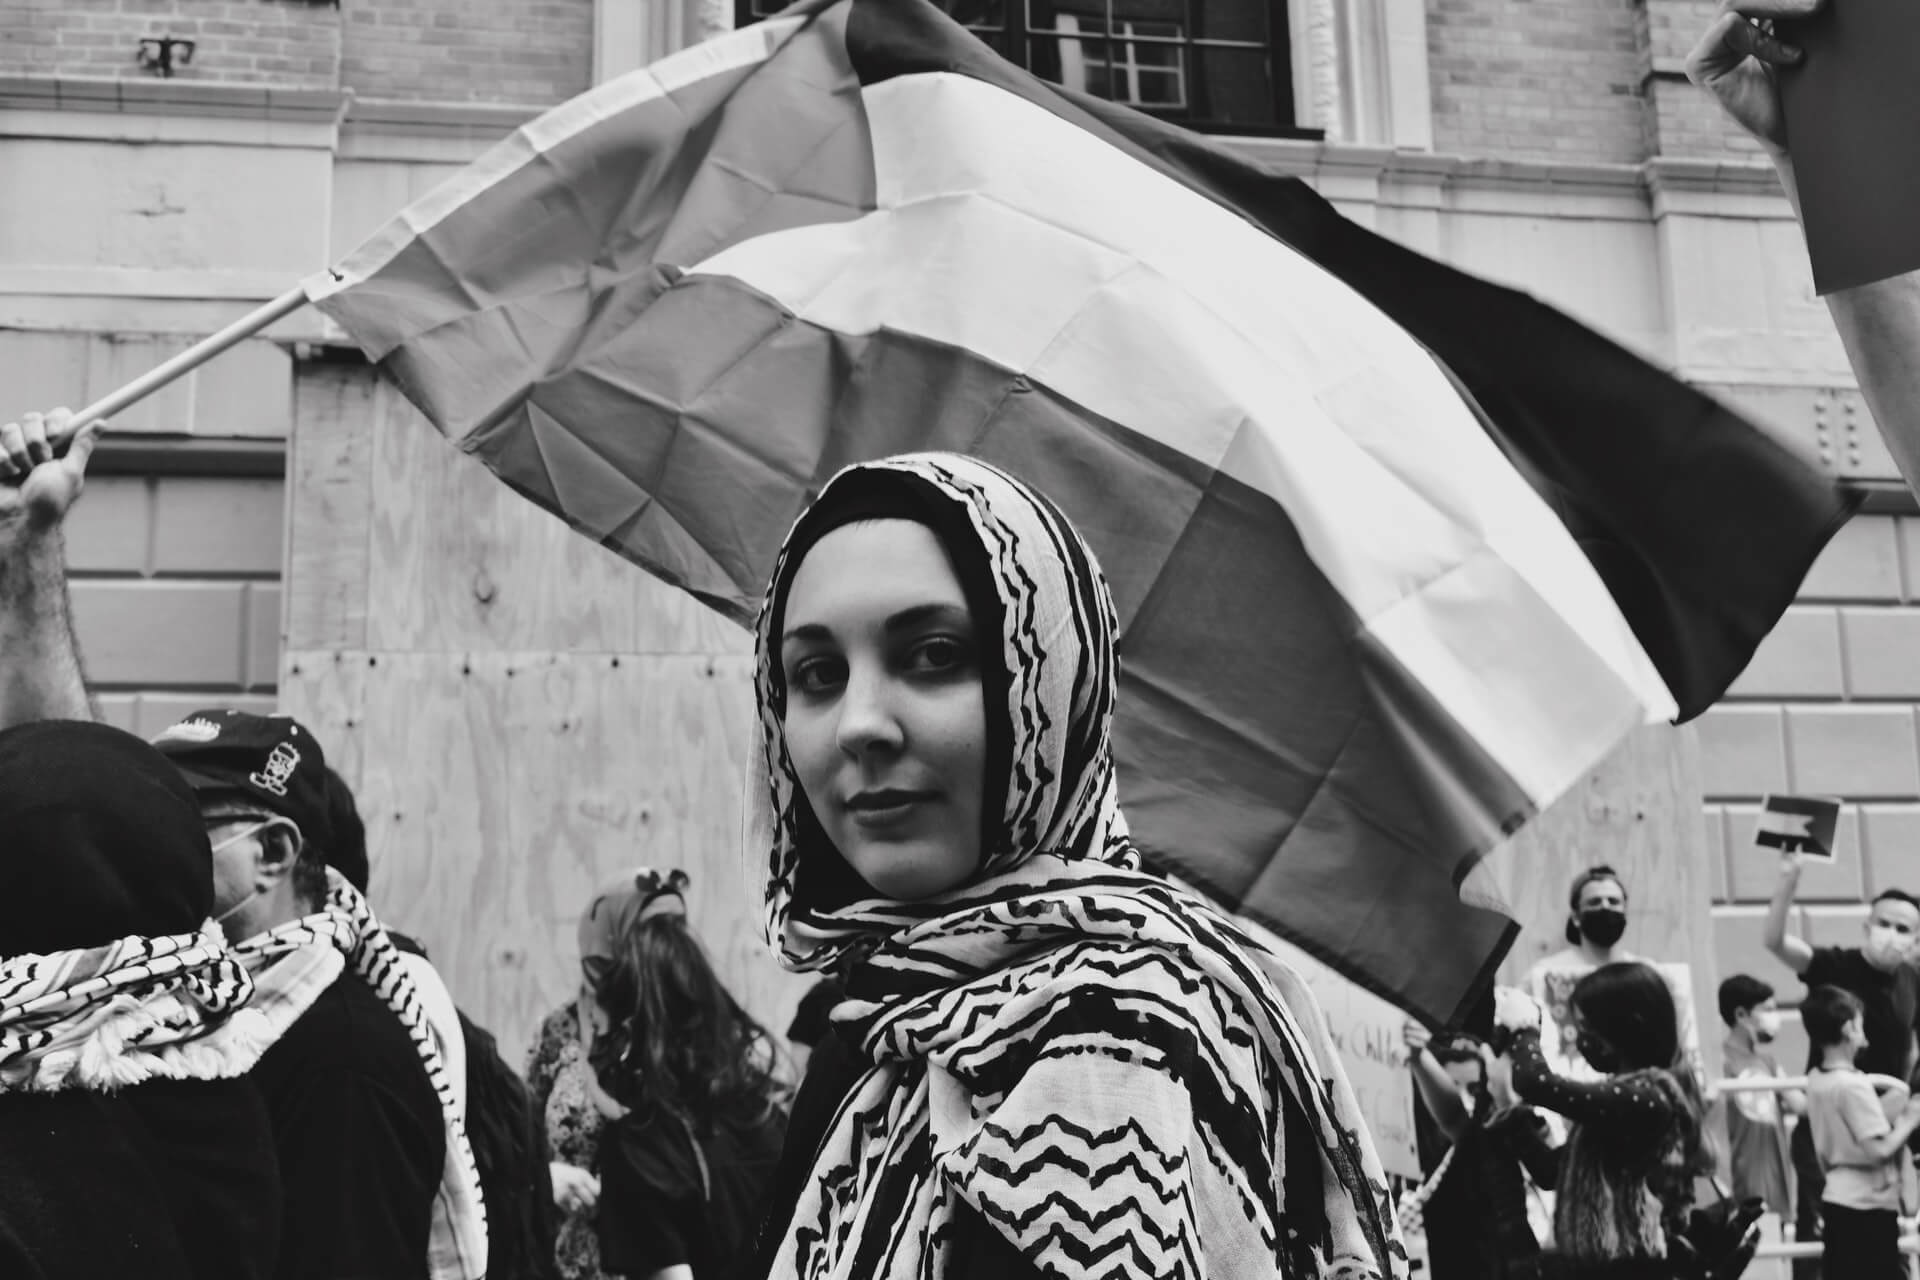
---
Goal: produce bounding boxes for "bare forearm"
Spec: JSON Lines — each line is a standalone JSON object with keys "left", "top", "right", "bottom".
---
{"left": 1828, "top": 274, "right": 1920, "bottom": 491}
{"left": 1764, "top": 864, "right": 1813, "bottom": 972}
{"left": 1772, "top": 156, "right": 1920, "bottom": 495}
{"left": 0, "top": 524, "right": 93, "bottom": 727}
{"left": 1410, "top": 1050, "right": 1469, "bottom": 1139}
{"left": 1865, "top": 1113, "right": 1920, "bottom": 1162}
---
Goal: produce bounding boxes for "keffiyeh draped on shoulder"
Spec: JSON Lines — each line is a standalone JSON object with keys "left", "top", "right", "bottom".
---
{"left": 0, "top": 923, "right": 267, "bottom": 1091}
{"left": 750, "top": 453, "right": 1407, "bottom": 1279}
{"left": 234, "top": 871, "right": 489, "bottom": 1280}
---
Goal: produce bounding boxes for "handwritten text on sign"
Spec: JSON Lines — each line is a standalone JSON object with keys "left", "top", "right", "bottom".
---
{"left": 1239, "top": 919, "right": 1422, "bottom": 1180}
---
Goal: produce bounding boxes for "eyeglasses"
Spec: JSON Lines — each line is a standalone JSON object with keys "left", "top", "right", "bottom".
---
{"left": 206, "top": 814, "right": 301, "bottom": 854}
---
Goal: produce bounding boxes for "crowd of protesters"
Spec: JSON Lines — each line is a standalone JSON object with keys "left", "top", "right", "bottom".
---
{"left": 5, "top": 2, "right": 1920, "bottom": 1279}
{"left": 1397, "top": 857, "right": 1920, "bottom": 1280}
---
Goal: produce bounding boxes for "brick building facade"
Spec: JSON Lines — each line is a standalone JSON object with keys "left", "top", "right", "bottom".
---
{"left": 0, "top": 0, "right": 1896, "bottom": 1061}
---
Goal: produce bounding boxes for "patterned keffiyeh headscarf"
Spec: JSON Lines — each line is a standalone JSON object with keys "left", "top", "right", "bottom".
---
{"left": 750, "top": 453, "right": 1407, "bottom": 1279}
{"left": 233, "top": 870, "right": 489, "bottom": 1280}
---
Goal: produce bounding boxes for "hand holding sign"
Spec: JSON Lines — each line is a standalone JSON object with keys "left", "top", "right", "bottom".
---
{"left": 1402, "top": 1020, "right": 1433, "bottom": 1057}
{"left": 1774, "top": 0, "right": 1920, "bottom": 293}
{"left": 1755, "top": 794, "right": 1842, "bottom": 862}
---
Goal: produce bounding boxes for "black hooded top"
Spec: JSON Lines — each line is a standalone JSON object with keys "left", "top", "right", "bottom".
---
{"left": 0, "top": 720, "right": 282, "bottom": 1280}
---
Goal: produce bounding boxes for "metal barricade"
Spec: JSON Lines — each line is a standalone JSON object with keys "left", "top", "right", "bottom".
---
{"left": 1708, "top": 1072, "right": 1920, "bottom": 1276}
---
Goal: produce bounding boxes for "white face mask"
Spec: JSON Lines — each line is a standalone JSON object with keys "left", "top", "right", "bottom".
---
{"left": 1866, "top": 924, "right": 1914, "bottom": 969}
{"left": 1753, "top": 1009, "right": 1783, "bottom": 1042}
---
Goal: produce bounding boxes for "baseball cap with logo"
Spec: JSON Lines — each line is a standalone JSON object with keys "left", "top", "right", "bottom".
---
{"left": 151, "top": 709, "right": 331, "bottom": 852}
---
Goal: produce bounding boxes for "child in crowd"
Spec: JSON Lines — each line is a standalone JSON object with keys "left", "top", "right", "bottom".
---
{"left": 1802, "top": 984, "right": 1920, "bottom": 1280}
{"left": 1718, "top": 974, "right": 1799, "bottom": 1222}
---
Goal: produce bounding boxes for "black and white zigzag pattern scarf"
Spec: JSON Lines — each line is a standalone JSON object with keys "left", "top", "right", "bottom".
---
{"left": 751, "top": 453, "right": 1406, "bottom": 1280}
{"left": 0, "top": 922, "right": 266, "bottom": 1091}
{"left": 234, "top": 871, "right": 488, "bottom": 1280}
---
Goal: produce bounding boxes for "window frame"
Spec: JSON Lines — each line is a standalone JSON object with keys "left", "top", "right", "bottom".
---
{"left": 734, "top": 0, "right": 1324, "bottom": 139}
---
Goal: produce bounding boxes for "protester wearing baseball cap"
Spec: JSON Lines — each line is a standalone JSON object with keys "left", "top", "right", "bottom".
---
{"left": 151, "top": 708, "right": 488, "bottom": 1280}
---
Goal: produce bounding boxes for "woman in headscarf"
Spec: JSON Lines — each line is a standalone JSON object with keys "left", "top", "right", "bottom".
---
{"left": 0, "top": 719, "right": 281, "bottom": 1280}
{"left": 747, "top": 453, "right": 1404, "bottom": 1280}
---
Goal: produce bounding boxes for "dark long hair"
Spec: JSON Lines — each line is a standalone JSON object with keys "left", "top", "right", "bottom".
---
{"left": 588, "top": 912, "right": 784, "bottom": 1133}
{"left": 1569, "top": 961, "right": 1711, "bottom": 1174}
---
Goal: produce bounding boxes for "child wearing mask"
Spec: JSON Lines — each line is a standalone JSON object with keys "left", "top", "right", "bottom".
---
{"left": 1523, "top": 865, "right": 1701, "bottom": 1083}
{"left": 1402, "top": 1022, "right": 1557, "bottom": 1280}
{"left": 1498, "top": 967, "right": 1729, "bottom": 1280}
{"left": 1718, "top": 974, "right": 1799, "bottom": 1222}
{"left": 1802, "top": 984, "right": 1920, "bottom": 1280}
{"left": 1765, "top": 860, "right": 1920, "bottom": 1273}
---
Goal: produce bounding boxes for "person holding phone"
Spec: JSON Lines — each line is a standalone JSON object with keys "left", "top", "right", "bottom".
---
{"left": 1687, "top": 0, "right": 1920, "bottom": 497}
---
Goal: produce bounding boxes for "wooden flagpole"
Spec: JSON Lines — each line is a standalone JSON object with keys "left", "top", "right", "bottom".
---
{"left": 56, "top": 286, "right": 310, "bottom": 442}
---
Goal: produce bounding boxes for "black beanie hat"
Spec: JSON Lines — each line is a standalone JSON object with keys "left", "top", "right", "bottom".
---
{"left": 0, "top": 720, "right": 213, "bottom": 955}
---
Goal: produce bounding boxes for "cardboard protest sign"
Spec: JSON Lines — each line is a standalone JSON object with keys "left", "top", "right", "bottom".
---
{"left": 1754, "top": 793, "right": 1842, "bottom": 861}
{"left": 1780, "top": 0, "right": 1920, "bottom": 294}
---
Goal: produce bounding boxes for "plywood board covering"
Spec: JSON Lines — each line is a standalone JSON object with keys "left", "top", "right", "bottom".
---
{"left": 1488, "top": 721, "right": 1721, "bottom": 1077}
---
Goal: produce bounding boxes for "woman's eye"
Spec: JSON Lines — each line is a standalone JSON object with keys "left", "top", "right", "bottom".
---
{"left": 908, "top": 636, "right": 973, "bottom": 674}
{"left": 787, "top": 656, "right": 844, "bottom": 695}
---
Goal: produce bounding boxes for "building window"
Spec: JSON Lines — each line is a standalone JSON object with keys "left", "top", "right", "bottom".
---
{"left": 736, "top": 0, "right": 1313, "bottom": 136}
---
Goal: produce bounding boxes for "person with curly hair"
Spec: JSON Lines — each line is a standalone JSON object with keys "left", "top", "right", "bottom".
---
{"left": 531, "top": 870, "right": 785, "bottom": 1280}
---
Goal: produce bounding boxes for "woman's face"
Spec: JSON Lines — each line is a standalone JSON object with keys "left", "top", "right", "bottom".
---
{"left": 779, "top": 520, "right": 989, "bottom": 902}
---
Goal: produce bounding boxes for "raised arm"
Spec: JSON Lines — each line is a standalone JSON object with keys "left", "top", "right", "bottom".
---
{"left": 1816, "top": 239, "right": 1920, "bottom": 493}
{"left": 1403, "top": 1021, "right": 1471, "bottom": 1142}
{"left": 1506, "top": 1024, "right": 1679, "bottom": 1129}
{"left": 1687, "top": 0, "right": 1920, "bottom": 494}
{"left": 0, "top": 408, "right": 100, "bottom": 728}
{"left": 1763, "top": 856, "right": 1814, "bottom": 975}
{"left": 1494, "top": 987, "right": 1678, "bottom": 1130}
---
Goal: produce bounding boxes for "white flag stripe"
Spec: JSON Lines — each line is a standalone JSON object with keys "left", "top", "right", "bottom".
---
{"left": 688, "top": 70, "right": 1676, "bottom": 805}
{"left": 305, "top": 15, "right": 807, "bottom": 305}
{"left": 1756, "top": 810, "right": 1816, "bottom": 839}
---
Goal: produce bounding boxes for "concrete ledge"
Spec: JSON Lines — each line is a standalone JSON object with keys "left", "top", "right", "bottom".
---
{"left": 337, "top": 96, "right": 546, "bottom": 163}
{"left": 0, "top": 76, "right": 348, "bottom": 149}
{"left": 1645, "top": 155, "right": 1795, "bottom": 220}
{"left": 0, "top": 74, "right": 348, "bottom": 122}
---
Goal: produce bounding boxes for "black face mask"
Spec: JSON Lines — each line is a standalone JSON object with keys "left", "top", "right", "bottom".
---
{"left": 1577, "top": 1032, "right": 1621, "bottom": 1073}
{"left": 1577, "top": 907, "right": 1627, "bottom": 948}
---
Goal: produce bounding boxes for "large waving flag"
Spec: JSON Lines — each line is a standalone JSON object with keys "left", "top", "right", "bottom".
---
{"left": 307, "top": 0, "right": 1852, "bottom": 1024}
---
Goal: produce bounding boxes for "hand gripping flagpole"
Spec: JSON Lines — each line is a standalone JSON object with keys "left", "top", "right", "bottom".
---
{"left": 53, "top": 286, "right": 310, "bottom": 445}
